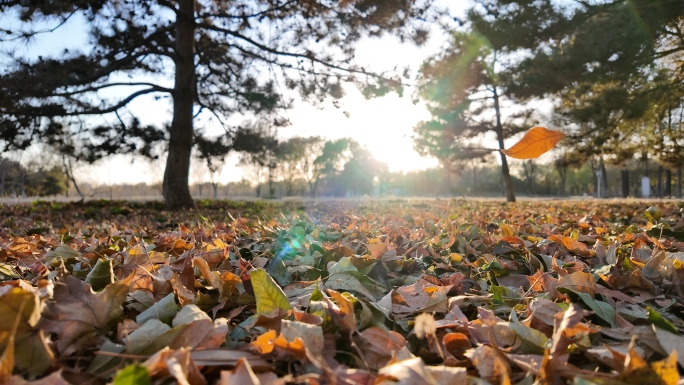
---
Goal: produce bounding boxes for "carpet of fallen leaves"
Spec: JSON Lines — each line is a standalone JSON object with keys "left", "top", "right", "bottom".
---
{"left": 2, "top": 198, "right": 684, "bottom": 385}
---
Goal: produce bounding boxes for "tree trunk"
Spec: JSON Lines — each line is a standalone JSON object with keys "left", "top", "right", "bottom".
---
{"left": 601, "top": 158, "right": 608, "bottom": 197}
{"left": 621, "top": 169, "right": 629, "bottom": 198}
{"left": 665, "top": 169, "right": 672, "bottom": 197}
{"left": 523, "top": 160, "right": 535, "bottom": 194}
{"left": 656, "top": 165, "right": 662, "bottom": 197}
{"left": 19, "top": 171, "right": 26, "bottom": 198}
{"left": 445, "top": 166, "right": 451, "bottom": 194}
{"left": 63, "top": 156, "right": 84, "bottom": 200}
{"left": 472, "top": 165, "right": 478, "bottom": 190}
{"left": 68, "top": 171, "right": 84, "bottom": 200}
{"left": 492, "top": 87, "right": 515, "bottom": 202}
{"left": 678, "top": 167, "right": 683, "bottom": 199}
{"left": 311, "top": 175, "right": 320, "bottom": 197}
{"left": 556, "top": 166, "right": 567, "bottom": 195}
{"left": 599, "top": 159, "right": 607, "bottom": 197}
{"left": 213, "top": 182, "right": 218, "bottom": 198}
{"left": 268, "top": 168, "right": 275, "bottom": 196}
{"left": 162, "top": 0, "right": 196, "bottom": 210}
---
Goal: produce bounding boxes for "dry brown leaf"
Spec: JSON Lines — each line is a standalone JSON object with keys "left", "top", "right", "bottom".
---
{"left": 376, "top": 357, "right": 438, "bottom": 385}
{"left": 424, "top": 366, "right": 467, "bottom": 385}
{"left": 325, "top": 290, "right": 357, "bottom": 339}
{"left": 125, "top": 266, "right": 173, "bottom": 302}
{"left": 143, "top": 347, "right": 206, "bottom": 385}
{"left": 195, "top": 257, "right": 240, "bottom": 301}
{"left": 170, "top": 318, "right": 229, "bottom": 350}
{"left": 5, "top": 194, "right": 684, "bottom": 385}
{"left": 220, "top": 358, "right": 261, "bottom": 385}
{"left": 37, "top": 274, "right": 128, "bottom": 355}
{"left": 7, "top": 370, "right": 70, "bottom": 385}
{"left": 280, "top": 319, "right": 324, "bottom": 358}
{"left": 557, "top": 271, "right": 597, "bottom": 296}
{"left": 190, "top": 349, "right": 270, "bottom": 369}
{"left": 353, "top": 326, "right": 407, "bottom": 369}
{"left": 463, "top": 345, "right": 511, "bottom": 384}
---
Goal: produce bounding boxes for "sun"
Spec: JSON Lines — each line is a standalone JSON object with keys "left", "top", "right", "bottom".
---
{"left": 286, "top": 87, "right": 439, "bottom": 174}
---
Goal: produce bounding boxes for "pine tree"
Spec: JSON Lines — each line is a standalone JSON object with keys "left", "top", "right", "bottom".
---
{"left": 477, "top": 0, "right": 684, "bottom": 162}
{"left": 461, "top": 0, "right": 684, "bottom": 198}
{"left": 0, "top": 0, "right": 431, "bottom": 208}
{"left": 413, "top": 31, "right": 534, "bottom": 202}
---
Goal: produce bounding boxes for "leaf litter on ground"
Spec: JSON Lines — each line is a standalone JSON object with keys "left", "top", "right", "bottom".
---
{"left": 1, "top": 198, "right": 684, "bottom": 384}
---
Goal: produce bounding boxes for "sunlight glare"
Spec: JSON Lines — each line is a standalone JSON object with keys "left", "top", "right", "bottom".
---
{"left": 284, "top": 85, "right": 439, "bottom": 173}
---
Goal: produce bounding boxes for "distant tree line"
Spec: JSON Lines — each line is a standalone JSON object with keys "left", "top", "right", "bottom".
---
{"left": 412, "top": 0, "right": 684, "bottom": 201}
{"left": 6, "top": 139, "right": 678, "bottom": 199}
{"left": 237, "top": 157, "right": 680, "bottom": 199}
{"left": 0, "top": 0, "right": 432, "bottom": 209}
{"left": 0, "top": 157, "right": 67, "bottom": 197}
{"left": 237, "top": 133, "right": 386, "bottom": 198}
{"left": 3, "top": 0, "right": 682, "bottom": 204}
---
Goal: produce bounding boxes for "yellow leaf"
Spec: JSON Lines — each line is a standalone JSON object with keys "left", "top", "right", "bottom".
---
{"left": 652, "top": 351, "right": 679, "bottom": 385}
{"left": 0, "top": 296, "right": 28, "bottom": 383}
{"left": 619, "top": 344, "right": 679, "bottom": 385}
{"left": 501, "top": 127, "right": 565, "bottom": 159}
{"left": 0, "top": 333, "right": 14, "bottom": 383}
{"left": 501, "top": 223, "right": 514, "bottom": 236}
{"left": 248, "top": 329, "right": 276, "bottom": 354}
{"left": 673, "top": 259, "right": 684, "bottom": 270}
{"left": 250, "top": 269, "right": 292, "bottom": 315}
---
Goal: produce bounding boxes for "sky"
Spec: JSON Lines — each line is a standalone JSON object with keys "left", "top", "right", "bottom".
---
{"left": 0, "top": 2, "right": 524, "bottom": 187}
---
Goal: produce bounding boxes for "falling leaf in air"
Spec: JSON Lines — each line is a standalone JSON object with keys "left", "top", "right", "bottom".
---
{"left": 501, "top": 126, "right": 565, "bottom": 159}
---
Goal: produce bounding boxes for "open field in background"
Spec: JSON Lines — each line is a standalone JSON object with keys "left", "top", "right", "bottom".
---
{"left": 2, "top": 194, "right": 684, "bottom": 205}
{"left": 2, "top": 199, "right": 684, "bottom": 384}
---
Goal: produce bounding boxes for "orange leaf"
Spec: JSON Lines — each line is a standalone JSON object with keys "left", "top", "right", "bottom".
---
{"left": 548, "top": 235, "right": 590, "bottom": 256}
{"left": 443, "top": 332, "right": 472, "bottom": 358}
{"left": 367, "top": 243, "right": 388, "bottom": 259}
{"left": 273, "top": 334, "right": 307, "bottom": 360}
{"left": 249, "top": 330, "right": 276, "bottom": 354}
{"left": 501, "top": 127, "right": 565, "bottom": 159}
